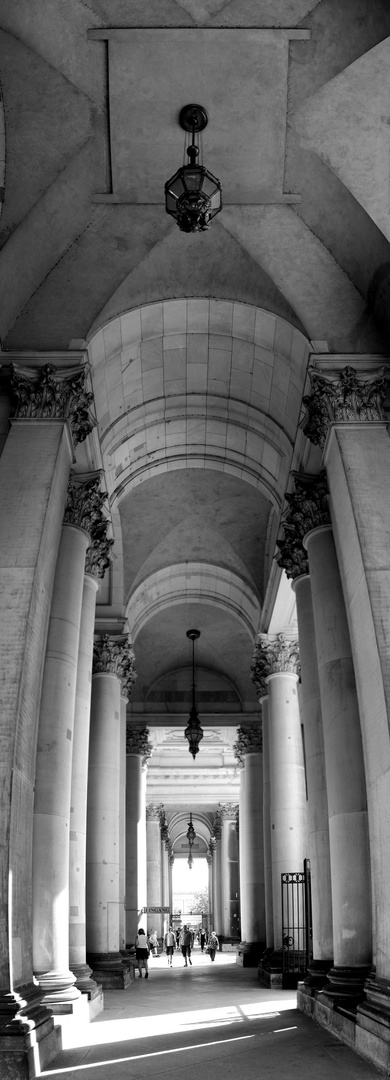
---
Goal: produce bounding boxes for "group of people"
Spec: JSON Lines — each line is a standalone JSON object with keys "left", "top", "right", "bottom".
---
{"left": 134, "top": 925, "right": 219, "bottom": 977}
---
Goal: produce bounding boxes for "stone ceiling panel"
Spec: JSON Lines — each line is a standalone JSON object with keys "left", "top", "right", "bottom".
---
{"left": 90, "top": 27, "right": 308, "bottom": 204}
{"left": 292, "top": 37, "right": 390, "bottom": 243}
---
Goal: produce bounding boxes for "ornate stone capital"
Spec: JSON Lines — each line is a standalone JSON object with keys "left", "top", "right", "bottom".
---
{"left": 275, "top": 471, "right": 330, "bottom": 578}
{"left": 64, "top": 473, "right": 105, "bottom": 536}
{"left": 85, "top": 533, "right": 114, "bottom": 579}
{"left": 146, "top": 804, "right": 162, "bottom": 821}
{"left": 302, "top": 365, "right": 387, "bottom": 447}
{"left": 218, "top": 802, "right": 239, "bottom": 822}
{"left": 126, "top": 726, "right": 152, "bottom": 764}
{"left": 213, "top": 810, "right": 222, "bottom": 840}
{"left": 253, "top": 633, "right": 300, "bottom": 679}
{"left": 92, "top": 634, "right": 137, "bottom": 696}
{"left": 10, "top": 362, "right": 94, "bottom": 445}
{"left": 233, "top": 724, "right": 263, "bottom": 764}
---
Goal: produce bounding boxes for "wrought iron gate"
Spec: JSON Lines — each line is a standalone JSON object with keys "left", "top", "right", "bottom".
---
{"left": 281, "top": 859, "right": 312, "bottom": 987}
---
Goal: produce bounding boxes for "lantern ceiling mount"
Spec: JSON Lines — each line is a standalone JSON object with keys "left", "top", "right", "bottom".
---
{"left": 165, "top": 104, "right": 222, "bottom": 234}
{"left": 178, "top": 103, "right": 209, "bottom": 133}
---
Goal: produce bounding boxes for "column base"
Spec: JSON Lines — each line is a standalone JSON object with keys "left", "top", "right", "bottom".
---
{"left": 236, "top": 941, "right": 265, "bottom": 967}
{"left": 0, "top": 983, "right": 61, "bottom": 1079}
{"left": 321, "top": 965, "right": 370, "bottom": 1007}
{"left": 355, "top": 975, "right": 390, "bottom": 1073}
{"left": 71, "top": 962, "right": 101, "bottom": 998}
{"left": 303, "top": 957, "right": 333, "bottom": 989}
{"left": 87, "top": 952, "right": 132, "bottom": 989}
{"left": 258, "top": 949, "right": 283, "bottom": 989}
{"left": 35, "top": 969, "right": 81, "bottom": 1014}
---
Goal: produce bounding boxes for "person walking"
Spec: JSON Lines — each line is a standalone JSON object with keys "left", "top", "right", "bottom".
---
{"left": 135, "top": 927, "right": 149, "bottom": 978}
{"left": 180, "top": 924, "right": 192, "bottom": 966}
{"left": 208, "top": 930, "right": 219, "bottom": 961}
{"left": 200, "top": 927, "right": 206, "bottom": 953}
{"left": 165, "top": 926, "right": 176, "bottom": 967}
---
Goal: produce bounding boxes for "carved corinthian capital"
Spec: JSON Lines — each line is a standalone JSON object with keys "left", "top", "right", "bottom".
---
{"left": 64, "top": 472, "right": 105, "bottom": 535}
{"left": 233, "top": 724, "right": 263, "bottom": 764}
{"left": 92, "top": 634, "right": 137, "bottom": 696}
{"left": 253, "top": 633, "right": 300, "bottom": 680}
{"left": 276, "top": 471, "right": 330, "bottom": 578}
{"left": 10, "top": 363, "right": 94, "bottom": 446}
{"left": 302, "top": 365, "right": 387, "bottom": 447}
{"left": 126, "top": 726, "right": 153, "bottom": 764}
{"left": 218, "top": 802, "right": 239, "bottom": 821}
{"left": 146, "top": 804, "right": 162, "bottom": 821}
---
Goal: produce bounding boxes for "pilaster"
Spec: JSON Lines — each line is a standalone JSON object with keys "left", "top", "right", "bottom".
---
{"left": 125, "top": 729, "right": 152, "bottom": 945}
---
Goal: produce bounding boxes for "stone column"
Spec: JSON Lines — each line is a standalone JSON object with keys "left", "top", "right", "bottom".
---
{"left": 125, "top": 729, "right": 152, "bottom": 946}
{"left": 86, "top": 634, "right": 136, "bottom": 988}
{"left": 253, "top": 634, "right": 307, "bottom": 976}
{"left": 220, "top": 804, "right": 240, "bottom": 940}
{"left": 146, "top": 805, "right": 163, "bottom": 939}
{"left": 276, "top": 509, "right": 333, "bottom": 987}
{"left": 69, "top": 487, "right": 113, "bottom": 1007}
{"left": 119, "top": 694, "right": 128, "bottom": 955}
{"left": 0, "top": 362, "right": 93, "bottom": 1072}
{"left": 206, "top": 852, "right": 213, "bottom": 932}
{"left": 303, "top": 366, "right": 384, "bottom": 1029}
{"left": 235, "top": 725, "right": 265, "bottom": 965}
{"left": 211, "top": 813, "right": 223, "bottom": 936}
{"left": 261, "top": 697, "right": 274, "bottom": 950}
{"left": 33, "top": 475, "right": 105, "bottom": 1012}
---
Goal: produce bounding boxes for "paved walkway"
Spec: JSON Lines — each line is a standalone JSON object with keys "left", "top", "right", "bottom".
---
{"left": 42, "top": 950, "right": 383, "bottom": 1079}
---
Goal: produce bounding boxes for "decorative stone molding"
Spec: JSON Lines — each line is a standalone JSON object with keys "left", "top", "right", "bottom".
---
{"left": 252, "top": 633, "right": 300, "bottom": 681}
{"left": 85, "top": 532, "right": 114, "bottom": 579}
{"left": 146, "top": 804, "right": 161, "bottom": 821}
{"left": 92, "top": 634, "right": 137, "bottom": 696}
{"left": 213, "top": 810, "right": 222, "bottom": 840}
{"left": 126, "top": 726, "right": 152, "bottom": 764}
{"left": 275, "top": 471, "right": 330, "bottom": 579}
{"left": 10, "top": 362, "right": 94, "bottom": 446}
{"left": 302, "top": 365, "right": 387, "bottom": 447}
{"left": 233, "top": 724, "right": 263, "bottom": 764}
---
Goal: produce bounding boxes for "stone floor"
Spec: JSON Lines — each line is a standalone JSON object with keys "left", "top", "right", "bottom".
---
{"left": 42, "top": 950, "right": 383, "bottom": 1079}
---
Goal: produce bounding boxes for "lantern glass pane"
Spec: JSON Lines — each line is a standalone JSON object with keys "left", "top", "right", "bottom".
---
{"left": 202, "top": 175, "right": 218, "bottom": 197}
{"left": 183, "top": 169, "right": 203, "bottom": 192}
{"left": 166, "top": 192, "right": 178, "bottom": 213}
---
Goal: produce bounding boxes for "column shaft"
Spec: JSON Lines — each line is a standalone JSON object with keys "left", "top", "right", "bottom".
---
{"left": 262, "top": 698, "right": 274, "bottom": 950}
{"left": 212, "top": 840, "right": 222, "bottom": 935}
{"left": 146, "top": 816, "right": 163, "bottom": 939}
{"left": 87, "top": 673, "right": 122, "bottom": 956}
{"left": 0, "top": 421, "right": 72, "bottom": 998}
{"left": 69, "top": 574, "right": 99, "bottom": 992}
{"left": 125, "top": 753, "right": 143, "bottom": 945}
{"left": 305, "top": 523, "right": 371, "bottom": 990}
{"left": 324, "top": 423, "right": 390, "bottom": 983}
{"left": 221, "top": 813, "right": 240, "bottom": 939}
{"left": 267, "top": 671, "right": 307, "bottom": 951}
{"left": 33, "top": 522, "right": 89, "bottom": 1003}
{"left": 293, "top": 574, "right": 333, "bottom": 972}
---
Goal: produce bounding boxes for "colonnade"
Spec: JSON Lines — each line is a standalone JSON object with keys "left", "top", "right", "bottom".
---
{"left": 2, "top": 359, "right": 390, "bottom": 1076}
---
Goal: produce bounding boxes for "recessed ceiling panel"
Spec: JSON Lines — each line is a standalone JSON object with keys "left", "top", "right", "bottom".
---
{"left": 90, "top": 28, "right": 309, "bottom": 203}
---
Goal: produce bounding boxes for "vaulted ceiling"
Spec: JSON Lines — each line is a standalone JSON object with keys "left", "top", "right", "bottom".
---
{"left": 1, "top": 0, "right": 389, "bottom": 794}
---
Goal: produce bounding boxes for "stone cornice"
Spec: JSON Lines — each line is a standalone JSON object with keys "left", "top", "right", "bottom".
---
{"left": 302, "top": 364, "right": 387, "bottom": 448}
{"left": 276, "top": 471, "right": 330, "bottom": 578}
{"left": 92, "top": 634, "right": 137, "bottom": 696}
{"left": 9, "top": 363, "right": 94, "bottom": 446}
{"left": 126, "top": 726, "right": 152, "bottom": 763}
{"left": 233, "top": 724, "right": 263, "bottom": 764}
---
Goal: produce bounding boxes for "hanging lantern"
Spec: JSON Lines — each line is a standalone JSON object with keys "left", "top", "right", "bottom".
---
{"left": 165, "top": 105, "right": 222, "bottom": 233}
